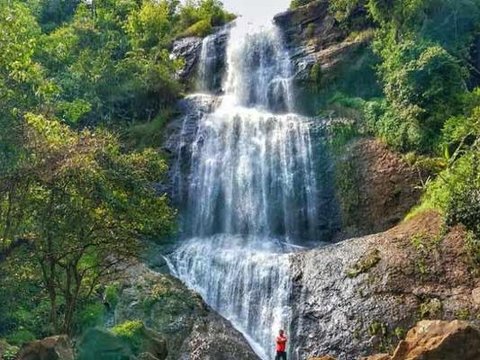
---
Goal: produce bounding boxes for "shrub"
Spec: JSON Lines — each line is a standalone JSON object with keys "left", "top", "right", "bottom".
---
{"left": 75, "top": 303, "right": 105, "bottom": 334}
{"left": 6, "top": 329, "right": 36, "bottom": 346}
{"left": 180, "top": 19, "right": 212, "bottom": 38}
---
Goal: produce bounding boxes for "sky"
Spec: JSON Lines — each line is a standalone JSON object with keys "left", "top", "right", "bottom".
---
{"left": 221, "top": 0, "right": 292, "bottom": 25}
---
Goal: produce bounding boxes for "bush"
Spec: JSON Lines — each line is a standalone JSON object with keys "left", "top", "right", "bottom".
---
{"left": 74, "top": 303, "right": 105, "bottom": 334}
{"left": 6, "top": 329, "right": 36, "bottom": 346}
{"left": 180, "top": 19, "right": 213, "bottom": 38}
{"left": 111, "top": 320, "right": 145, "bottom": 352}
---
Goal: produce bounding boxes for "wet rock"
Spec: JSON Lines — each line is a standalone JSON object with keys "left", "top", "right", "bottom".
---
{"left": 114, "top": 263, "right": 259, "bottom": 360}
{"left": 162, "top": 94, "right": 219, "bottom": 203}
{"left": 170, "top": 26, "right": 230, "bottom": 89}
{"left": 291, "top": 212, "right": 480, "bottom": 359}
{"left": 171, "top": 37, "right": 203, "bottom": 82}
{"left": 17, "top": 335, "right": 74, "bottom": 360}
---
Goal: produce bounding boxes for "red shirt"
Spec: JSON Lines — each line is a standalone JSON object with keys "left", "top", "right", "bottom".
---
{"left": 276, "top": 335, "right": 287, "bottom": 352}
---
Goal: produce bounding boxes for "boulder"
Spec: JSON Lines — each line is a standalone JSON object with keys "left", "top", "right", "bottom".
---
{"left": 17, "top": 336, "right": 74, "bottom": 360}
{"left": 113, "top": 264, "right": 260, "bottom": 360}
{"left": 77, "top": 328, "right": 133, "bottom": 360}
{"left": 77, "top": 325, "right": 167, "bottom": 360}
{"left": 390, "top": 320, "right": 480, "bottom": 360}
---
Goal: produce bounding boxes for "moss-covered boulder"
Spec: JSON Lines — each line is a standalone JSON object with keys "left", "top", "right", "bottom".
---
{"left": 77, "top": 322, "right": 167, "bottom": 360}
{"left": 112, "top": 264, "right": 259, "bottom": 360}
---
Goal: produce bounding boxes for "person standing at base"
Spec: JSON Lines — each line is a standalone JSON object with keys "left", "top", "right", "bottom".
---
{"left": 275, "top": 329, "right": 287, "bottom": 360}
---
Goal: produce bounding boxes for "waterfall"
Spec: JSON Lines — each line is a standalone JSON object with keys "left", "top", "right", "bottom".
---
{"left": 169, "top": 21, "right": 323, "bottom": 359}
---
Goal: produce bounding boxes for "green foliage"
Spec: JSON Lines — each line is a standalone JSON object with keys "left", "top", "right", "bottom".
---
{"left": 105, "top": 284, "right": 121, "bottom": 309}
{"left": 1, "top": 341, "right": 19, "bottom": 360}
{"left": 464, "top": 231, "right": 480, "bottom": 271}
{"left": 0, "top": 0, "right": 235, "bottom": 343}
{"left": 368, "top": 39, "right": 467, "bottom": 152}
{"left": 74, "top": 303, "right": 105, "bottom": 334}
{"left": 181, "top": 19, "right": 213, "bottom": 38}
{"left": 346, "top": 249, "right": 381, "bottom": 278}
{"left": 5, "top": 329, "right": 36, "bottom": 346}
{"left": 419, "top": 298, "right": 443, "bottom": 319}
{"left": 111, "top": 320, "right": 145, "bottom": 352}
{"left": 335, "top": 157, "right": 360, "bottom": 228}
{"left": 111, "top": 320, "right": 144, "bottom": 338}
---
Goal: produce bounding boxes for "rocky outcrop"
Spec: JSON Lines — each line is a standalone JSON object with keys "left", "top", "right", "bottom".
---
{"left": 171, "top": 37, "right": 203, "bottom": 82}
{"left": 77, "top": 325, "right": 167, "bottom": 360}
{"left": 113, "top": 263, "right": 259, "bottom": 360}
{"left": 388, "top": 320, "right": 480, "bottom": 360}
{"left": 170, "top": 26, "right": 230, "bottom": 89}
{"left": 334, "top": 139, "right": 422, "bottom": 238}
{"left": 291, "top": 212, "right": 480, "bottom": 359}
{"left": 318, "top": 320, "right": 480, "bottom": 360}
{"left": 274, "top": 0, "right": 372, "bottom": 84}
{"left": 162, "top": 94, "right": 219, "bottom": 203}
{"left": 17, "top": 336, "right": 74, "bottom": 360}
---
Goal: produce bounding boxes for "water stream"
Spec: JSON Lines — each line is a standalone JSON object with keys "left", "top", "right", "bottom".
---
{"left": 168, "top": 21, "right": 324, "bottom": 359}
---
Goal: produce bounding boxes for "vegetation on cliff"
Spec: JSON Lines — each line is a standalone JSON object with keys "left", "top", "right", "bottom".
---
{"left": 290, "top": 0, "right": 480, "bottom": 251}
{"left": 0, "top": 0, "right": 233, "bottom": 347}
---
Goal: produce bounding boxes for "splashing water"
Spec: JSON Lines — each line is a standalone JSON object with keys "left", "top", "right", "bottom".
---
{"left": 169, "top": 20, "right": 322, "bottom": 359}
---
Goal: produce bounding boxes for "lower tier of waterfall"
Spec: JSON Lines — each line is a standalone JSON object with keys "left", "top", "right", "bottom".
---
{"left": 169, "top": 235, "right": 300, "bottom": 359}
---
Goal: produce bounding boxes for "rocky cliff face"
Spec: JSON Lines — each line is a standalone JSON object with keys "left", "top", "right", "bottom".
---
{"left": 290, "top": 212, "right": 480, "bottom": 359}
{"left": 113, "top": 263, "right": 260, "bottom": 360}
{"left": 274, "top": 0, "right": 370, "bottom": 82}
{"left": 170, "top": 27, "right": 229, "bottom": 91}
{"left": 274, "top": 0, "right": 377, "bottom": 114}
{"left": 334, "top": 139, "right": 423, "bottom": 239}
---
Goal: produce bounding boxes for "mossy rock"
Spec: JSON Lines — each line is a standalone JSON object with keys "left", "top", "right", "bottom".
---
{"left": 77, "top": 324, "right": 167, "bottom": 360}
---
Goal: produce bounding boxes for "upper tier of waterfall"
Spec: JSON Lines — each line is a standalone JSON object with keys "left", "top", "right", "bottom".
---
{"left": 169, "top": 20, "right": 328, "bottom": 360}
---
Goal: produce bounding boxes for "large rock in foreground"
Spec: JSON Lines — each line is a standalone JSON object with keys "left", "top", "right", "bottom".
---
{"left": 389, "top": 320, "right": 480, "bottom": 360}
{"left": 17, "top": 336, "right": 74, "bottom": 360}
{"left": 291, "top": 212, "right": 480, "bottom": 359}
{"left": 114, "top": 264, "right": 260, "bottom": 360}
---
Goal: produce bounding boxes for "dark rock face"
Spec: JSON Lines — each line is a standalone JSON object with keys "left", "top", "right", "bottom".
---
{"left": 334, "top": 139, "right": 423, "bottom": 239}
{"left": 170, "top": 27, "right": 230, "bottom": 91}
{"left": 290, "top": 212, "right": 480, "bottom": 360}
{"left": 17, "top": 336, "right": 74, "bottom": 360}
{"left": 114, "top": 264, "right": 260, "bottom": 360}
{"left": 171, "top": 37, "right": 203, "bottom": 82}
{"left": 274, "top": 0, "right": 371, "bottom": 84}
{"left": 162, "top": 94, "right": 219, "bottom": 205}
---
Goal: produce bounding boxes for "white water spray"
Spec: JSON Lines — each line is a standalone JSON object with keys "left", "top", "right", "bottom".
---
{"left": 169, "top": 20, "right": 322, "bottom": 359}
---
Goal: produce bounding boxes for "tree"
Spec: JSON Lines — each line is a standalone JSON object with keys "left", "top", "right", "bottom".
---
{"left": 1, "top": 114, "right": 175, "bottom": 334}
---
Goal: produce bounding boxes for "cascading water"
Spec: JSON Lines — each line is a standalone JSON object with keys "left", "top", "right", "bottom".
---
{"left": 169, "top": 21, "right": 324, "bottom": 359}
